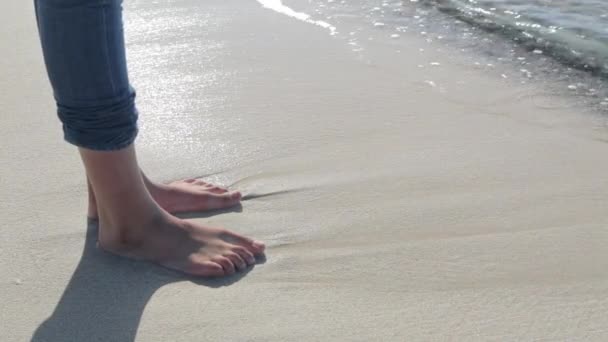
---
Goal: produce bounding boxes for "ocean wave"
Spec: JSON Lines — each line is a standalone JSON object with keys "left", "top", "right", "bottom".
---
{"left": 420, "top": 0, "right": 608, "bottom": 78}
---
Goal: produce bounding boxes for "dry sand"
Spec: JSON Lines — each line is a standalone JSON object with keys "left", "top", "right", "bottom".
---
{"left": 2, "top": 0, "right": 608, "bottom": 341}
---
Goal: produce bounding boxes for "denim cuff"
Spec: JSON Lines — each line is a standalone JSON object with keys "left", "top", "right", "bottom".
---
{"left": 63, "top": 124, "right": 138, "bottom": 151}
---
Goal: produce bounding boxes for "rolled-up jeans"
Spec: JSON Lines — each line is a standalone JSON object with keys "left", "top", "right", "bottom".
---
{"left": 34, "top": 0, "right": 138, "bottom": 151}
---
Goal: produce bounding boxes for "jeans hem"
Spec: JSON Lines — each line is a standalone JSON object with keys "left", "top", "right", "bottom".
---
{"left": 64, "top": 129, "right": 138, "bottom": 151}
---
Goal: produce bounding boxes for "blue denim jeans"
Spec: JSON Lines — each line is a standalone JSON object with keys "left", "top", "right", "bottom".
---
{"left": 35, "top": 0, "right": 138, "bottom": 151}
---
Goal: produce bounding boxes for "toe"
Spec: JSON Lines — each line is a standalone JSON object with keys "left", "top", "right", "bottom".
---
{"left": 225, "top": 252, "right": 247, "bottom": 271}
{"left": 221, "top": 231, "right": 265, "bottom": 255}
{"left": 206, "top": 186, "right": 229, "bottom": 194}
{"left": 213, "top": 256, "right": 236, "bottom": 275}
{"left": 232, "top": 246, "right": 256, "bottom": 265}
{"left": 189, "top": 261, "right": 225, "bottom": 277}
{"left": 204, "top": 192, "right": 241, "bottom": 209}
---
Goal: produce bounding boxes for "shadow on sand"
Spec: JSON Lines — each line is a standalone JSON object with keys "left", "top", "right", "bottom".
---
{"left": 31, "top": 205, "right": 265, "bottom": 342}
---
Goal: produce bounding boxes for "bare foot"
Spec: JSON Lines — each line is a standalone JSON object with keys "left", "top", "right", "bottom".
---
{"left": 99, "top": 211, "right": 265, "bottom": 277}
{"left": 80, "top": 145, "right": 264, "bottom": 278}
{"left": 88, "top": 175, "right": 242, "bottom": 219}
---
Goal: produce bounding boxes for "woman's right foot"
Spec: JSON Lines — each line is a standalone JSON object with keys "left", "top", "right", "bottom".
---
{"left": 98, "top": 211, "right": 265, "bottom": 277}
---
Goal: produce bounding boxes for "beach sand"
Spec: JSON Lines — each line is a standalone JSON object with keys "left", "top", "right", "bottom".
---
{"left": 3, "top": 0, "right": 608, "bottom": 340}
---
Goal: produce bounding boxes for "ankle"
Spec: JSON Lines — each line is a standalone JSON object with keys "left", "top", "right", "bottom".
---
{"left": 87, "top": 180, "right": 99, "bottom": 219}
{"left": 97, "top": 206, "right": 166, "bottom": 252}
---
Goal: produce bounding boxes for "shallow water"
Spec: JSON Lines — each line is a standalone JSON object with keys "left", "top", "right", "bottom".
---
{"left": 421, "top": 0, "right": 608, "bottom": 77}
{"left": 274, "top": 0, "right": 608, "bottom": 110}
{"left": 308, "top": 0, "right": 608, "bottom": 76}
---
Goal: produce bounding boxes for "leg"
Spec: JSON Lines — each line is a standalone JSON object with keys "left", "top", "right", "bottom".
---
{"left": 35, "top": 0, "right": 264, "bottom": 276}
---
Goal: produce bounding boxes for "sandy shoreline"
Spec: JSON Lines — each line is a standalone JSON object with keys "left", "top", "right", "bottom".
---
{"left": 3, "top": 0, "right": 608, "bottom": 340}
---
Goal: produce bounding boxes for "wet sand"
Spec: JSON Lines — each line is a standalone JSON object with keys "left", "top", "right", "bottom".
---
{"left": 3, "top": 0, "right": 608, "bottom": 341}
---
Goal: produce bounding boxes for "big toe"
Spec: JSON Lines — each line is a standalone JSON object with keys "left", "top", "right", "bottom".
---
{"left": 205, "top": 185, "right": 230, "bottom": 194}
{"left": 188, "top": 260, "right": 226, "bottom": 277}
{"left": 200, "top": 192, "right": 241, "bottom": 210}
{"left": 221, "top": 230, "right": 265, "bottom": 255}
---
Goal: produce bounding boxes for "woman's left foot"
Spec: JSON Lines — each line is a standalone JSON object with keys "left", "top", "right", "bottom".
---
{"left": 88, "top": 177, "right": 241, "bottom": 220}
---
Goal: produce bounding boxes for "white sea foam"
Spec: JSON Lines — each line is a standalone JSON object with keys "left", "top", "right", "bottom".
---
{"left": 256, "top": 0, "right": 336, "bottom": 35}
